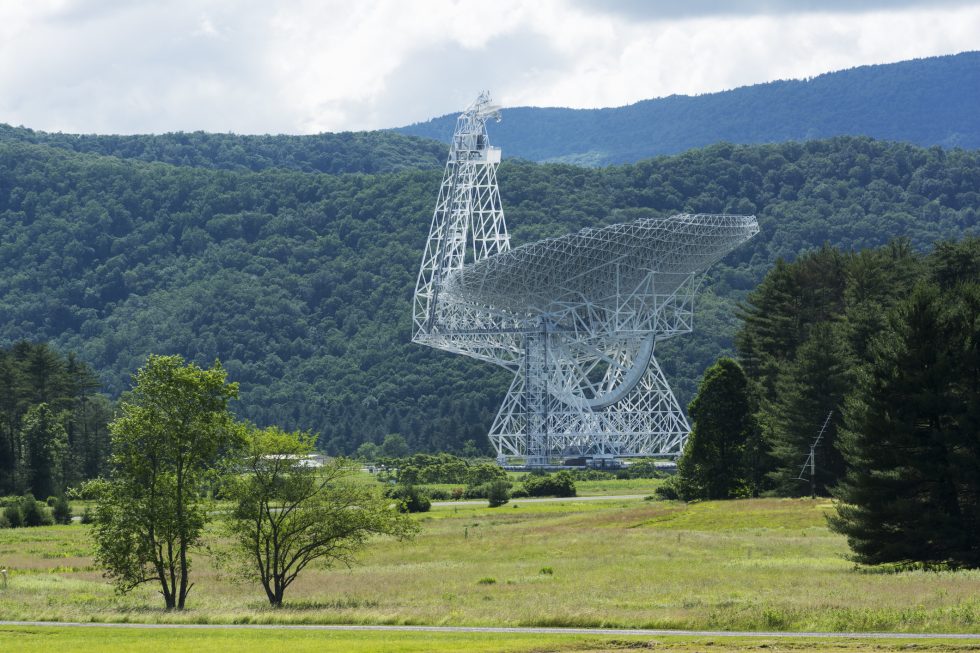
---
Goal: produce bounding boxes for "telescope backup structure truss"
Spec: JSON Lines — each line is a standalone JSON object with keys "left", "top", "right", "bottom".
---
{"left": 413, "top": 93, "right": 759, "bottom": 467}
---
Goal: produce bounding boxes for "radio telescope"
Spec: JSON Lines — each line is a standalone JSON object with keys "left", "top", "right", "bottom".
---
{"left": 413, "top": 93, "right": 759, "bottom": 467}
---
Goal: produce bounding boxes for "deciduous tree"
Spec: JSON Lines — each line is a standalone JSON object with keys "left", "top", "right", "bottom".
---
{"left": 91, "top": 355, "right": 239, "bottom": 609}
{"left": 223, "top": 427, "right": 417, "bottom": 607}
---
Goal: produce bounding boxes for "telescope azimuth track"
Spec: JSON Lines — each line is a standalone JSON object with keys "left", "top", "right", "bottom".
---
{"left": 412, "top": 93, "right": 759, "bottom": 468}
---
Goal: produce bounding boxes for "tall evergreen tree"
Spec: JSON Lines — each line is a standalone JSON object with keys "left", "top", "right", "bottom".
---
{"left": 842, "top": 239, "right": 921, "bottom": 364}
{"left": 830, "top": 283, "right": 980, "bottom": 567}
{"left": 736, "top": 245, "right": 848, "bottom": 398}
{"left": 677, "top": 358, "right": 761, "bottom": 500}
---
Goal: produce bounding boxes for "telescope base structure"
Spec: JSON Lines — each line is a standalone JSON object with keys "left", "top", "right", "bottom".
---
{"left": 488, "top": 331, "right": 690, "bottom": 468}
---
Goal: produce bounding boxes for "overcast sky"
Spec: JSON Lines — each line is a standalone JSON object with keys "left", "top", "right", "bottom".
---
{"left": 1, "top": 0, "right": 978, "bottom": 135}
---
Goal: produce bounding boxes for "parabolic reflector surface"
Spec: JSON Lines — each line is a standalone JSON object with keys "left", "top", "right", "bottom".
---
{"left": 443, "top": 214, "right": 759, "bottom": 316}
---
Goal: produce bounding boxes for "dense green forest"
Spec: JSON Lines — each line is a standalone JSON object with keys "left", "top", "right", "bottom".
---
{"left": 399, "top": 52, "right": 980, "bottom": 165}
{"left": 0, "top": 125, "right": 446, "bottom": 175}
{"left": 0, "top": 342, "right": 111, "bottom": 496}
{"left": 0, "top": 135, "right": 978, "bottom": 455}
{"left": 735, "top": 237, "right": 979, "bottom": 496}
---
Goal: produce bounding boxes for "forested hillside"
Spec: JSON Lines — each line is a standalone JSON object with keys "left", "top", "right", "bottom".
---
{"left": 0, "top": 125, "right": 446, "bottom": 174}
{"left": 398, "top": 52, "right": 980, "bottom": 165}
{"left": 0, "top": 136, "right": 977, "bottom": 455}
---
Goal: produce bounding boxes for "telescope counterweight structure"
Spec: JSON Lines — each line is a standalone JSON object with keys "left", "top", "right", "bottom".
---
{"left": 413, "top": 93, "right": 759, "bottom": 468}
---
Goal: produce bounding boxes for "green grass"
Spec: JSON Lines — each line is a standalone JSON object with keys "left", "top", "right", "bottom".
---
{"left": 573, "top": 478, "right": 662, "bottom": 496}
{"left": 1, "top": 497, "right": 979, "bottom": 633}
{"left": 0, "top": 627, "right": 978, "bottom": 653}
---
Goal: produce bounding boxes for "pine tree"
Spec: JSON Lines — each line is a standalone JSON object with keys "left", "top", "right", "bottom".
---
{"left": 736, "top": 246, "right": 848, "bottom": 398}
{"left": 830, "top": 283, "right": 980, "bottom": 567}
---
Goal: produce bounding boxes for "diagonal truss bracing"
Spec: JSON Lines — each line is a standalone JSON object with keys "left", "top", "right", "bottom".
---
{"left": 412, "top": 93, "right": 760, "bottom": 467}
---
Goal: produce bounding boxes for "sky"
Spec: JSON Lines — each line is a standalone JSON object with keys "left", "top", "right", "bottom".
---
{"left": 1, "top": 0, "right": 978, "bottom": 135}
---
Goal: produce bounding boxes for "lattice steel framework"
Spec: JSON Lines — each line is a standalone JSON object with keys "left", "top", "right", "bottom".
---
{"left": 413, "top": 93, "right": 760, "bottom": 467}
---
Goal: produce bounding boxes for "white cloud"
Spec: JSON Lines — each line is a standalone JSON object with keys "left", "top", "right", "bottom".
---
{"left": 0, "top": 0, "right": 977, "bottom": 134}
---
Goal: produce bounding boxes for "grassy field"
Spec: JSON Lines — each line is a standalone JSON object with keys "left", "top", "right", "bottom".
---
{"left": 1, "top": 626, "right": 979, "bottom": 653}
{"left": 1, "top": 496, "right": 979, "bottom": 634}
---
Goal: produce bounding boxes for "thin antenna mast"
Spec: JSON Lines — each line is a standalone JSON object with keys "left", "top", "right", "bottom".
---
{"left": 797, "top": 410, "right": 834, "bottom": 499}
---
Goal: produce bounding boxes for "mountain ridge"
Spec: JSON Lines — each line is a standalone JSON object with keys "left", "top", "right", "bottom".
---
{"left": 397, "top": 51, "right": 980, "bottom": 165}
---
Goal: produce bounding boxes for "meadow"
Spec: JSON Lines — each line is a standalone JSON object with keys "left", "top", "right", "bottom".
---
{"left": 1, "top": 493, "right": 979, "bottom": 636}
{"left": 2, "top": 626, "right": 980, "bottom": 653}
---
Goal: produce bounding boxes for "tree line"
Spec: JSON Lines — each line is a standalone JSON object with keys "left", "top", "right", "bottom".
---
{"left": 674, "top": 235, "right": 980, "bottom": 568}
{"left": 0, "top": 341, "right": 111, "bottom": 498}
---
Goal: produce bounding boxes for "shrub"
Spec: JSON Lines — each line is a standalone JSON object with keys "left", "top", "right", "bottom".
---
{"left": 618, "top": 460, "right": 669, "bottom": 479}
{"left": 451, "top": 486, "right": 465, "bottom": 500}
{"left": 0, "top": 511, "right": 9, "bottom": 528}
{"left": 46, "top": 496, "right": 58, "bottom": 507}
{"left": 463, "top": 483, "right": 488, "bottom": 499}
{"left": 539, "top": 567, "right": 554, "bottom": 575}
{"left": 387, "top": 485, "right": 431, "bottom": 513}
{"left": 477, "top": 577, "right": 496, "bottom": 585}
{"left": 52, "top": 496, "right": 73, "bottom": 525}
{"left": 487, "top": 480, "right": 510, "bottom": 507}
{"left": 425, "top": 487, "right": 451, "bottom": 501}
{"left": 3, "top": 505, "right": 22, "bottom": 528}
{"left": 522, "top": 471, "right": 576, "bottom": 497}
{"left": 654, "top": 475, "right": 681, "bottom": 500}
{"left": 80, "top": 507, "right": 94, "bottom": 525}
{"left": 20, "top": 495, "right": 53, "bottom": 527}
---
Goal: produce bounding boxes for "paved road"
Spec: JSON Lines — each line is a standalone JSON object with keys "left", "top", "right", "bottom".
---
{"left": 431, "top": 494, "right": 648, "bottom": 507}
{"left": 1, "top": 621, "right": 979, "bottom": 639}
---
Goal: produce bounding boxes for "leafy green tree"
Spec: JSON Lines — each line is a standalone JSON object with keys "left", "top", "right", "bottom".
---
{"left": 91, "top": 355, "right": 240, "bottom": 609}
{"left": 354, "top": 441, "right": 381, "bottom": 461}
{"left": 676, "top": 358, "right": 761, "bottom": 500}
{"left": 223, "top": 427, "right": 417, "bottom": 607}
{"left": 381, "top": 434, "right": 409, "bottom": 458}
{"left": 465, "top": 462, "right": 506, "bottom": 486}
{"left": 16, "top": 404, "right": 68, "bottom": 498}
{"left": 831, "top": 282, "right": 980, "bottom": 567}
